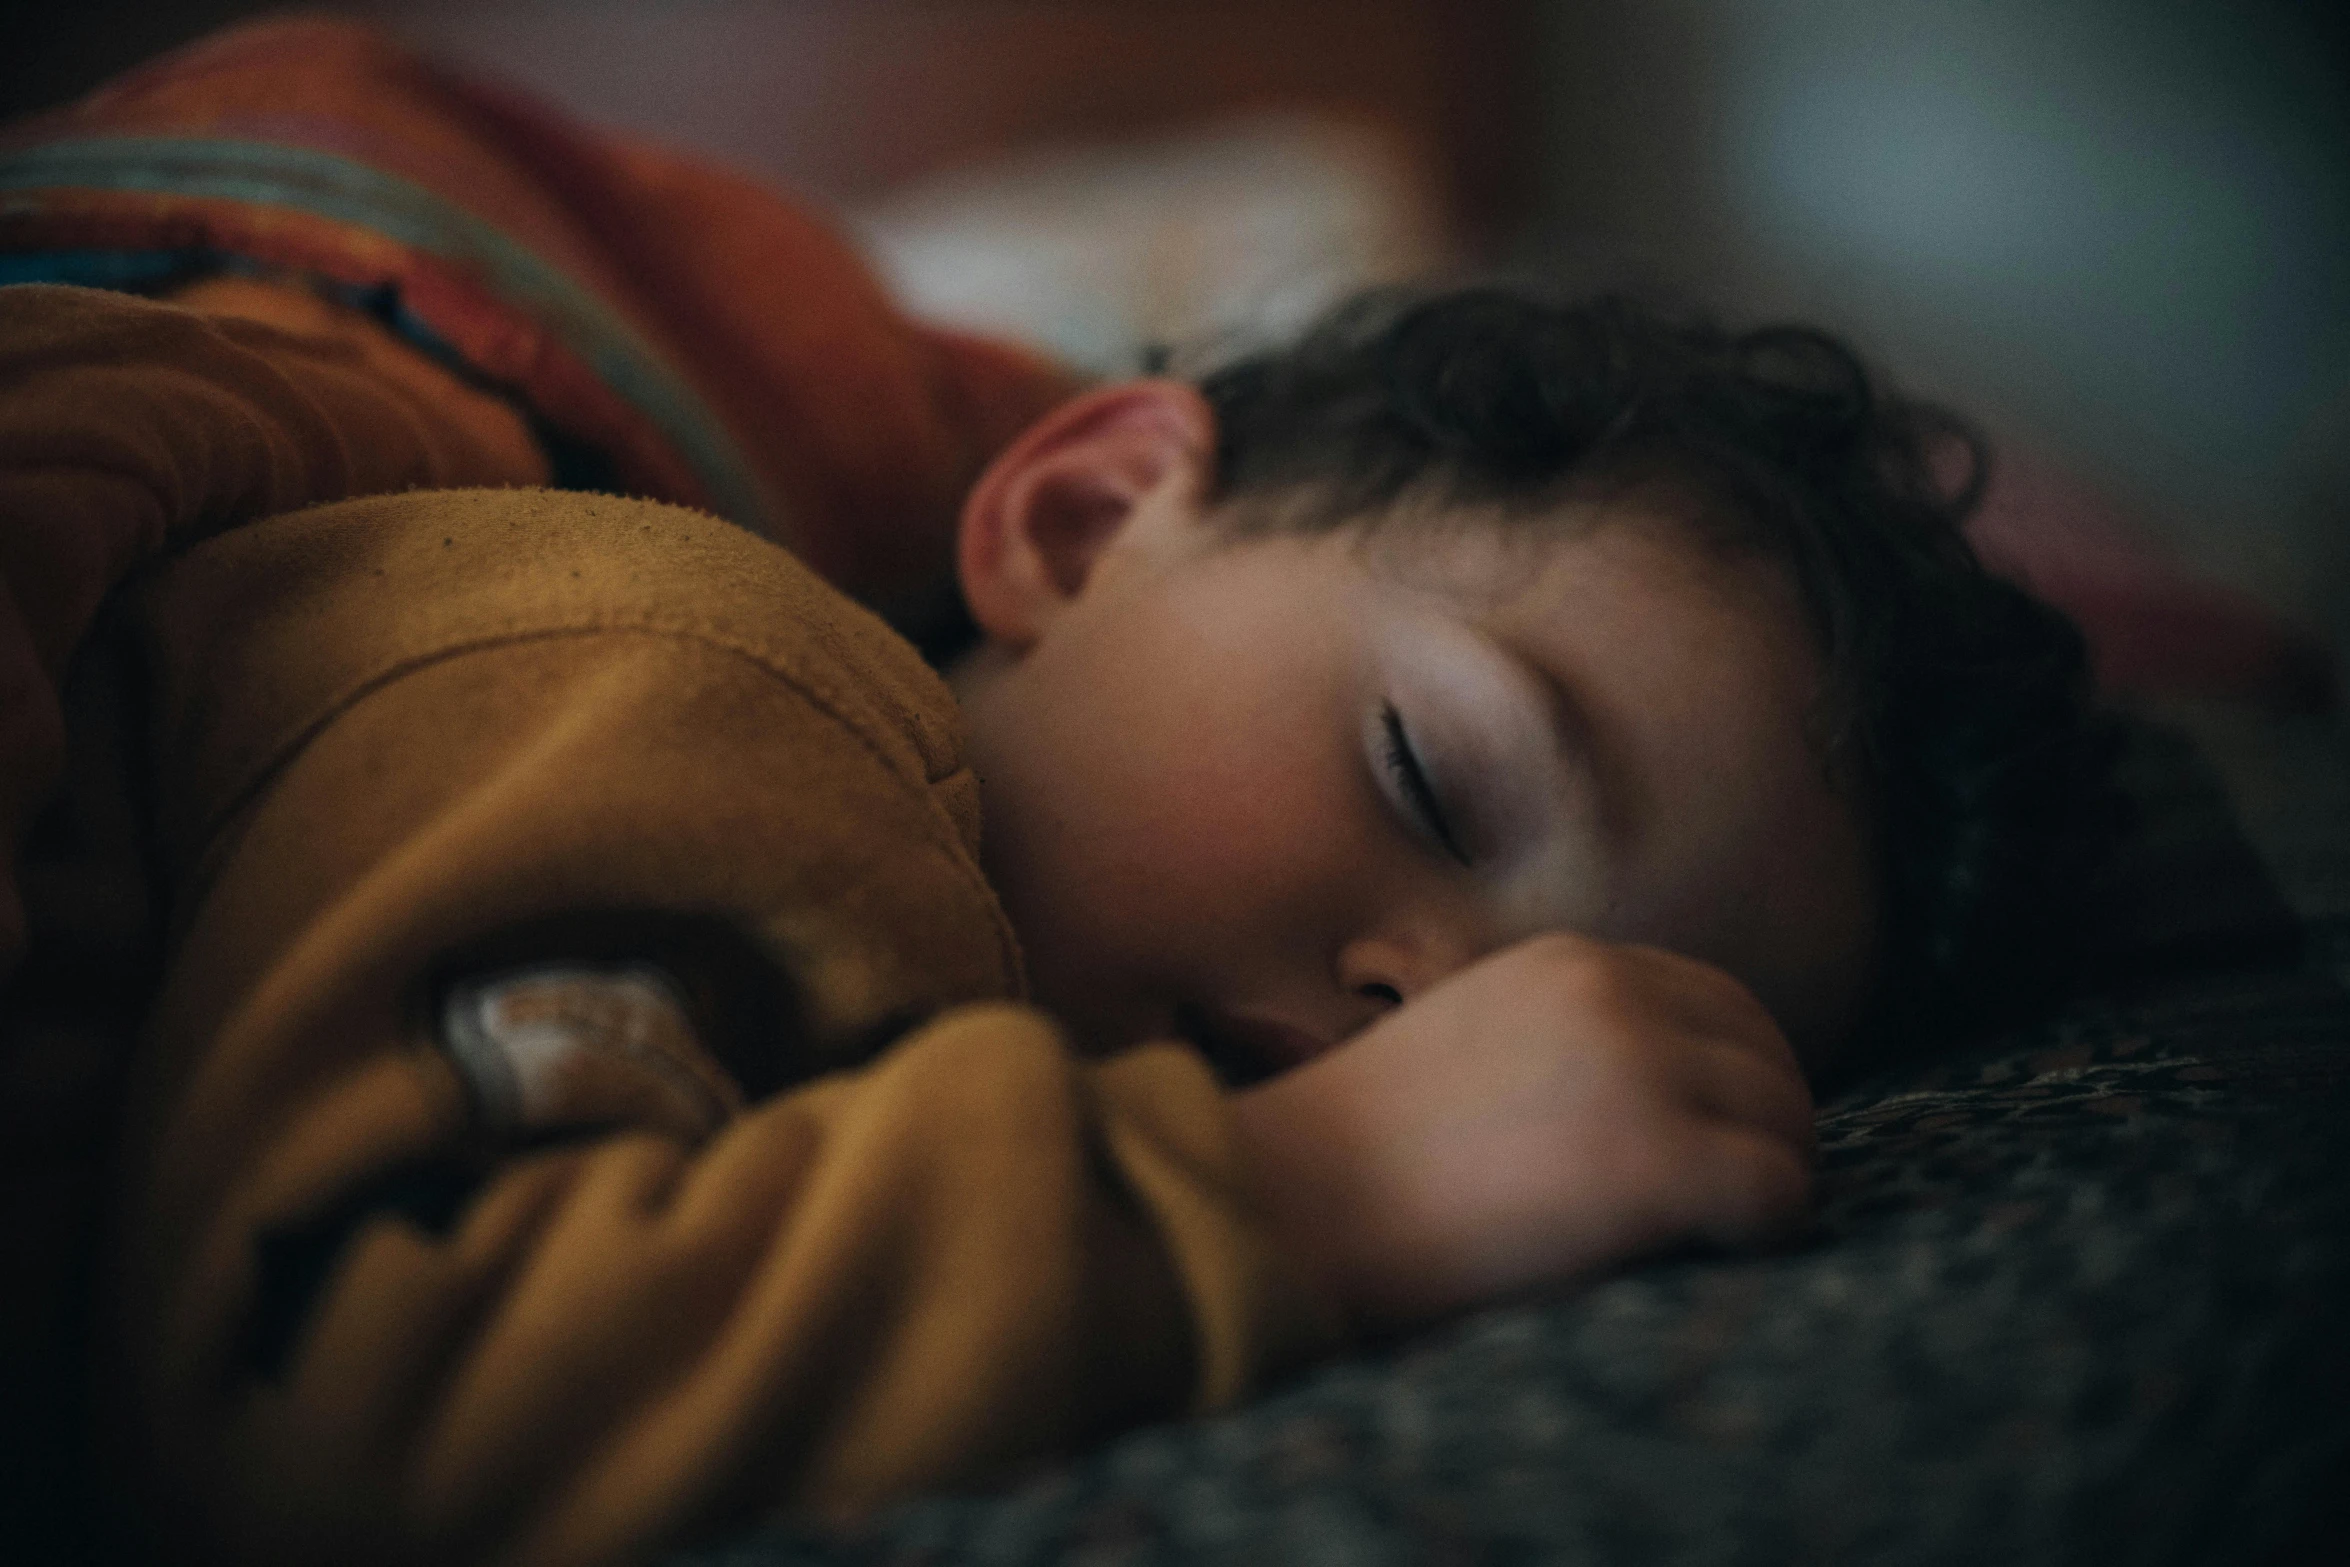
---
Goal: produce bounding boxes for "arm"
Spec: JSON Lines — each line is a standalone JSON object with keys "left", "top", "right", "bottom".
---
{"left": 107, "top": 489, "right": 1334, "bottom": 1567}
{"left": 0, "top": 280, "right": 548, "bottom": 971}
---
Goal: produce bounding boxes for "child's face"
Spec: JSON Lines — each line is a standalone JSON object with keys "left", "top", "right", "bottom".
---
{"left": 949, "top": 386, "right": 1877, "bottom": 1075}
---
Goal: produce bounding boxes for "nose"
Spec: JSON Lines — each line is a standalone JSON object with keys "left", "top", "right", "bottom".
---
{"left": 1335, "top": 929, "right": 1485, "bottom": 1017}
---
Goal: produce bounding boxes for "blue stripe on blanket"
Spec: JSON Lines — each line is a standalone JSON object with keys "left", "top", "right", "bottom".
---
{"left": 0, "top": 136, "right": 774, "bottom": 534}
{"left": 0, "top": 249, "right": 200, "bottom": 290}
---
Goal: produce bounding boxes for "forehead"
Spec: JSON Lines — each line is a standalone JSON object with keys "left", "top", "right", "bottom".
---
{"left": 1360, "top": 497, "right": 1816, "bottom": 712}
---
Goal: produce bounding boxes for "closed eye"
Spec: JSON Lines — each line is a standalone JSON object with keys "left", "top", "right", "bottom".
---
{"left": 1381, "top": 703, "right": 1470, "bottom": 866}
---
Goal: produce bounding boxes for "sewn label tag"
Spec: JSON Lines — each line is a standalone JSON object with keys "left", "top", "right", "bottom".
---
{"left": 438, "top": 964, "right": 744, "bottom": 1142}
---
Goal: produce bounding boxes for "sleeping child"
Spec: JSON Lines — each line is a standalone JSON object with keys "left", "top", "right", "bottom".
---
{"left": 0, "top": 22, "right": 2109, "bottom": 1567}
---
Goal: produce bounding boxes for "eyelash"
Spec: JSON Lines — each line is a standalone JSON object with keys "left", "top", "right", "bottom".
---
{"left": 1380, "top": 703, "right": 1471, "bottom": 867}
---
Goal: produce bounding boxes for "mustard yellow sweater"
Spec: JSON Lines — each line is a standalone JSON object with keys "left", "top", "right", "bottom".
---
{"left": 0, "top": 284, "right": 1335, "bottom": 1567}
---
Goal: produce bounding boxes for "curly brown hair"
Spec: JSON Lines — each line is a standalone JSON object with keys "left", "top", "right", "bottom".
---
{"left": 1192, "top": 287, "right": 2120, "bottom": 1062}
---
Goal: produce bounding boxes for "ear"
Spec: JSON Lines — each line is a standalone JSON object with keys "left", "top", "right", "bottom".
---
{"left": 956, "top": 379, "right": 1215, "bottom": 651}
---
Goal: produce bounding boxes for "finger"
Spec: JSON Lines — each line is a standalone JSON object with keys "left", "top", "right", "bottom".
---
{"left": 1676, "top": 1034, "right": 1817, "bottom": 1157}
{"left": 1510, "top": 934, "right": 1768, "bottom": 1046}
{"left": 1602, "top": 943, "right": 1799, "bottom": 1072}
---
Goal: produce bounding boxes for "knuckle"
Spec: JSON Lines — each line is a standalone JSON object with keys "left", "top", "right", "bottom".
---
{"left": 1698, "top": 966, "right": 1769, "bottom": 1024}
{"left": 1525, "top": 935, "right": 1631, "bottom": 1005}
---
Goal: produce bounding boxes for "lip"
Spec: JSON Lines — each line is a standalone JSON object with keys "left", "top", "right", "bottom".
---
{"left": 1172, "top": 1003, "right": 1332, "bottom": 1087}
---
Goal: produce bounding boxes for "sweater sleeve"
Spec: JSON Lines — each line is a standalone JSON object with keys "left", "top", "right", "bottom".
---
{"left": 103, "top": 489, "right": 1339, "bottom": 1567}
{"left": 134, "top": 1002, "right": 1307, "bottom": 1567}
{"left": 0, "top": 281, "right": 550, "bottom": 974}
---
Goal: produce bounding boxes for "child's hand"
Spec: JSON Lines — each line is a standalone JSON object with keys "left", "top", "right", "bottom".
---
{"left": 1227, "top": 932, "right": 1815, "bottom": 1332}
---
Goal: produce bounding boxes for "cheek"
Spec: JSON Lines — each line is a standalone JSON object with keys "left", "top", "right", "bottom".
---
{"left": 1613, "top": 744, "right": 1875, "bottom": 1039}
{"left": 1087, "top": 695, "right": 1350, "bottom": 917}
{"left": 988, "top": 561, "right": 1383, "bottom": 1021}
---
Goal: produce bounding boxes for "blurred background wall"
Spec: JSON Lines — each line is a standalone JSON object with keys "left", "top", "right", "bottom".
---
{"left": 1525, "top": 0, "right": 2349, "bottom": 682}
{"left": 5, "top": 0, "right": 2344, "bottom": 672}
